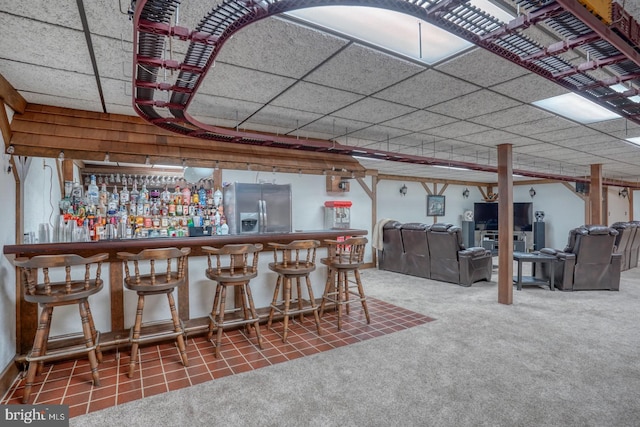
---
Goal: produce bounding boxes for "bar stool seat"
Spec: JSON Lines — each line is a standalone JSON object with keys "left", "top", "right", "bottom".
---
{"left": 13, "top": 253, "right": 108, "bottom": 403}
{"left": 320, "top": 237, "right": 370, "bottom": 330}
{"left": 202, "top": 244, "right": 263, "bottom": 357}
{"left": 267, "top": 240, "right": 322, "bottom": 343}
{"left": 117, "top": 247, "right": 190, "bottom": 378}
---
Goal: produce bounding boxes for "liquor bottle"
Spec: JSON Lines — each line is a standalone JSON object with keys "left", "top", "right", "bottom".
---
{"left": 213, "top": 188, "right": 222, "bottom": 207}
{"left": 191, "top": 186, "right": 199, "bottom": 206}
{"left": 140, "top": 182, "right": 149, "bottom": 203}
{"left": 71, "top": 181, "right": 83, "bottom": 205}
{"left": 182, "top": 186, "right": 191, "bottom": 205}
{"left": 87, "top": 175, "right": 99, "bottom": 206}
{"left": 108, "top": 185, "right": 119, "bottom": 215}
{"left": 99, "top": 182, "right": 109, "bottom": 215}
{"left": 130, "top": 181, "right": 139, "bottom": 206}
{"left": 198, "top": 185, "right": 207, "bottom": 207}
{"left": 173, "top": 186, "right": 182, "bottom": 205}
{"left": 161, "top": 186, "right": 171, "bottom": 204}
{"left": 120, "top": 182, "right": 129, "bottom": 207}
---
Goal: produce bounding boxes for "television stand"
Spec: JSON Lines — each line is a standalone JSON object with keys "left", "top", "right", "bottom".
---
{"left": 481, "top": 231, "right": 527, "bottom": 253}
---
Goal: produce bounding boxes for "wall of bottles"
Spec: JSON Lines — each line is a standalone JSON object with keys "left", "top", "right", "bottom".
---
{"left": 54, "top": 172, "right": 225, "bottom": 242}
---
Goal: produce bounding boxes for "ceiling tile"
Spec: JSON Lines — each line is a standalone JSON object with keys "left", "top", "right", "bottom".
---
{"left": 436, "top": 47, "right": 529, "bottom": 87}
{"left": 0, "top": 15, "right": 93, "bottom": 75}
{"left": 332, "top": 97, "right": 416, "bottom": 123}
{"left": 304, "top": 43, "right": 425, "bottom": 95}
{"left": 491, "top": 73, "right": 568, "bottom": 103}
{"left": 426, "top": 121, "right": 491, "bottom": 139}
{"left": 380, "top": 110, "right": 458, "bottom": 132}
{"left": 197, "top": 63, "right": 297, "bottom": 105}
{"left": 427, "top": 90, "right": 521, "bottom": 120}
{"left": 245, "top": 105, "right": 323, "bottom": 132}
{"left": 469, "top": 105, "right": 553, "bottom": 128}
{"left": 501, "top": 117, "right": 578, "bottom": 136}
{"left": 216, "top": 17, "right": 350, "bottom": 79}
{"left": 375, "top": 69, "right": 480, "bottom": 109}
{"left": 270, "top": 81, "right": 364, "bottom": 114}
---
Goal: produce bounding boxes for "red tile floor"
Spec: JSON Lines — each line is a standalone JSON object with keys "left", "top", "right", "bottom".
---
{"left": 1, "top": 298, "right": 434, "bottom": 418}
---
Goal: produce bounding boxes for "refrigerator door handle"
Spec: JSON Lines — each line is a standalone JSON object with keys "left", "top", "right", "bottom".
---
{"left": 261, "top": 200, "right": 267, "bottom": 232}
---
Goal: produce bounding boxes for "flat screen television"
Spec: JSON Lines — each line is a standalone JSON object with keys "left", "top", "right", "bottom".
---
{"left": 473, "top": 202, "right": 533, "bottom": 232}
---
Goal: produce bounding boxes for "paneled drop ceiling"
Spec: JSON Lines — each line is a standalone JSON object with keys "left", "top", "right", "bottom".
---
{"left": 2, "top": 0, "right": 640, "bottom": 185}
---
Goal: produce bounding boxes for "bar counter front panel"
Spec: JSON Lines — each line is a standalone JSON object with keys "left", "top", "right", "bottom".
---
{"left": 4, "top": 229, "right": 367, "bottom": 357}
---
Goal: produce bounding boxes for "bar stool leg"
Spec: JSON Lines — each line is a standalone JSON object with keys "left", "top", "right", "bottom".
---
{"left": 295, "top": 277, "right": 304, "bottom": 323}
{"left": 336, "top": 270, "right": 346, "bottom": 331}
{"left": 239, "top": 285, "right": 251, "bottom": 335}
{"left": 319, "top": 268, "right": 335, "bottom": 318}
{"left": 282, "top": 276, "right": 292, "bottom": 343}
{"left": 22, "top": 305, "right": 52, "bottom": 403}
{"left": 79, "top": 299, "right": 101, "bottom": 387}
{"left": 305, "top": 274, "right": 322, "bottom": 335}
{"left": 344, "top": 270, "right": 351, "bottom": 315}
{"left": 267, "top": 276, "right": 282, "bottom": 330}
{"left": 36, "top": 306, "right": 53, "bottom": 377}
{"left": 84, "top": 299, "right": 102, "bottom": 363}
{"left": 208, "top": 283, "right": 222, "bottom": 341}
{"left": 167, "top": 291, "right": 188, "bottom": 367}
{"left": 128, "top": 294, "right": 145, "bottom": 378}
{"left": 354, "top": 269, "right": 370, "bottom": 324}
{"left": 244, "top": 284, "right": 263, "bottom": 349}
{"left": 214, "top": 285, "right": 228, "bottom": 358}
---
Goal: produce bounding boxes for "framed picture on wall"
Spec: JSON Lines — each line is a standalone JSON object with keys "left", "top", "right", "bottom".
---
{"left": 427, "top": 195, "right": 445, "bottom": 216}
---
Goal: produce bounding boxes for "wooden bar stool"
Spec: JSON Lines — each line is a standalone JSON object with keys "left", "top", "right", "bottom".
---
{"left": 13, "top": 253, "right": 108, "bottom": 403}
{"left": 320, "top": 237, "right": 370, "bottom": 330}
{"left": 117, "top": 247, "right": 190, "bottom": 378}
{"left": 202, "top": 244, "right": 263, "bottom": 357}
{"left": 267, "top": 240, "right": 322, "bottom": 343}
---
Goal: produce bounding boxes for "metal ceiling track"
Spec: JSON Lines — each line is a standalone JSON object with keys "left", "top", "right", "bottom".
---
{"left": 132, "top": 0, "right": 640, "bottom": 184}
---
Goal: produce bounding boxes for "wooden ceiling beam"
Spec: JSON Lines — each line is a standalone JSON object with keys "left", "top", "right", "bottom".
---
{"left": 0, "top": 74, "right": 27, "bottom": 114}
{"left": 9, "top": 132, "right": 362, "bottom": 173}
{"left": 10, "top": 105, "right": 364, "bottom": 172}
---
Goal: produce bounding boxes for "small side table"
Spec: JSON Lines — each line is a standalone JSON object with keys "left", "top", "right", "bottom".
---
{"left": 513, "top": 251, "right": 556, "bottom": 291}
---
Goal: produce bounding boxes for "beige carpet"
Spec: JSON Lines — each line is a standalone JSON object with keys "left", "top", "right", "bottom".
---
{"left": 70, "top": 264, "right": 640, "bottom": 427}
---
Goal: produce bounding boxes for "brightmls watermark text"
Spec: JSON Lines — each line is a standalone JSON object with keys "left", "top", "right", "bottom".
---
{"left": 2, "top": 405, "right": 69, "bottom": 426}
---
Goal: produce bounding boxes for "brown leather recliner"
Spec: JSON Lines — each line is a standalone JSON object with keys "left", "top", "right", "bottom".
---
{"left": 426, "top": 223, "right": 492, "bottom": 287}
{"left": 539, "top": 225, "right": 621, "bottom": 291}
{"left": 400, "top": 223, "right": 430, "bottom": 278}
{"left": 611, "top": 222, "right": 633, "bottom": 271}
{"left": 378, "top": 220, "right": 405, "bottom": 273}
{"left": 627, "top": 221, "right": 640, "bottom": 269}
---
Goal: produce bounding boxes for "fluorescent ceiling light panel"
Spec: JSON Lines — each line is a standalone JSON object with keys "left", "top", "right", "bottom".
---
{"left": 610, "top": 83, "right": 628, "bottom": 93}
{"left": 608, "top": 84, "right": 640, "bottom": 103}
{"left": 286, "top": 6, "right": 472, "bottom": 64}
{"left": 533, "top": 93, "right": 621, "bottom": 124}
{"left": 625, "top": 137, "right": 640, "bottom": 145}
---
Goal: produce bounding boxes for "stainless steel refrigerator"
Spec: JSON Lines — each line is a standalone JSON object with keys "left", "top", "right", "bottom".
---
{"left": 223, "top": 182, "right": 292, "bottom": 234}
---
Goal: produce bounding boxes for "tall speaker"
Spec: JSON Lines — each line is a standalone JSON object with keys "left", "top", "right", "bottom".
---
{"left": 534, "top": 222, "right": 546, "bottom": 251}
{"left": 462, "top": 221, "right": 475, "bottom": 248}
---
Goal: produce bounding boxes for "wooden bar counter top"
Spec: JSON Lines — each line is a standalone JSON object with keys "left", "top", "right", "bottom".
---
{"left": 4, "top": 229, "right": 367, "bottom": 359}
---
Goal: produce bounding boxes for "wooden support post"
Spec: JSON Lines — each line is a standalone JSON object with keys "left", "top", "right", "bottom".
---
{"left": 497, "top": 144, "right": 513, "bottom": 305}
{"left": 590, "top": 164, "right": 603, "bottom": 224}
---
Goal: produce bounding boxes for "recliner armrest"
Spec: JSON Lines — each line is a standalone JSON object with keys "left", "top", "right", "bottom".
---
{"left": 556, "top": 252, "right": 575, "bottom": 261}
{"left": 540, "top": 248, "right": 558, "bottom": 256}
{"left": 460, "top": 247, "right": 491, "bottom": 258}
